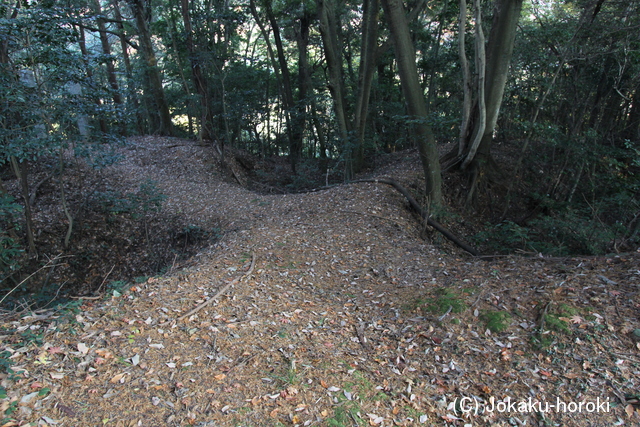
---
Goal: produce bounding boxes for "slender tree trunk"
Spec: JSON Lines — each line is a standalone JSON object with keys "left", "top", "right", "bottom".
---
{"left": 92, "top": 0, "right": 126, "bottom": 136}
{"left": 353, "top": 0, "right": 379, "bottom": 172}
{"left": 10, "top": 157, "right": 36, "bottom": 254}
{"left": 461, "top": 0, "right": 486, "bottom": 170}
{"left": 448, "top": 0, "right": 523, "bottom": 206}
{"left": 457, "top": 0, "right": 472, "bottom": 158}
{"left": 426, "top": 0, "right": 448, "bottom": 110}
{"left": 168, "top": 15, "right": 195, "bottom": 136}
{"left": 112, "top": 0, "right": 145, "bottom": 134}
{"left": 312, "top": 109, "right": 328, "bottom": 172}
{"left": 294, "top": 8, "right": 314, "bottom": 165}
{"left": 624, "top": 84, "right": 640, "bottom": 141}
{"left": 262, "top": 0, "right": 300, "bottom": 172}
{"left": 381, "top": 0, "right": 442, "bottom": 206}
{"left": 317, "top": 0, "right": 352, "bottom": 179}
{"left": 180, "top": 0, "right": 214, "bottom": 141}
{"left": 77, "top": 25, "right": 108, "bottom": 134}
{"left": 127, "top": 0, "right": 173, "bottom": 136}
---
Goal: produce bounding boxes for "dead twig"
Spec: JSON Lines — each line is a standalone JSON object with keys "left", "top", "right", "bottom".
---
{"left": 607, "top": 380, "right": 628, "bottom": 406}
{"left": 70, "top": 264, "right": 115, "bottom": 300}
{"left": 354, "top": 322, "right": 371, "bottom": 352}
{"left": 472, "top": 289, "right": 486, "bottom": 307}
{"left": 177, "top": 252, "right": 256, "bottom": 322}
{"left": 0, "top": 254, "right": 67, "bottom": 307}
{"left": 438, "top": 305, "right": 453, "bottom": 322}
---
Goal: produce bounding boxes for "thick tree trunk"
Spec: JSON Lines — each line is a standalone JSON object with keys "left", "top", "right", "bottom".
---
{"left": 472, "top": 0, "right": 523, "bottom": 163}
{"left": 127, "top": 0, "right": 173, "bottom": 136}
{"left": 381, "top": 0, "right": 442, "bottom": 207}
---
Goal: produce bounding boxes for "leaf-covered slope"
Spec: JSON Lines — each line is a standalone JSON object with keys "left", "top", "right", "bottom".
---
{"left": 2, "top": 136, "right": 639, "bottom": 427}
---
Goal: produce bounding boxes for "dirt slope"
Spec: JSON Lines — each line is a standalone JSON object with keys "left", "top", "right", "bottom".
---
{"left": 2, "top": 136, "right": 640, "bottom": 427}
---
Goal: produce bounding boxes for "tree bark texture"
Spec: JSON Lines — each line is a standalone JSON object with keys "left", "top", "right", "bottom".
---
{"left": 127, "top": 0, "right": 173, "bottom": 136}
{"left": 91, "top": 0, "right": 126, "bottom": 136}
{"left": 263, "top": 0, "right": 304, "bottom": 172}
{"left": 381, "top": 0, "right": 442, "bottom": 206}
{"left": 180, "top": 0, "right": 215, "bottom": 141}
{"left": 317, "top": 0, "right": 352, "bottom": 179}
{"left": 353, "top": 0, "right": 379, "bottom": 172}
{"left": 475, "top": 0, "right": 523, "bottom": 160}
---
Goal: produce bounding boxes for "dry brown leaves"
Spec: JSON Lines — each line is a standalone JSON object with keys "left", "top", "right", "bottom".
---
{"left": 2, "top": 136, "right": 639, "bottom": 426}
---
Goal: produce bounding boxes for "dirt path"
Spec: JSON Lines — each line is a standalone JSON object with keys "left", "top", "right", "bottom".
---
{"left": 3, "top": 136, "right": 640, "bottom": 426}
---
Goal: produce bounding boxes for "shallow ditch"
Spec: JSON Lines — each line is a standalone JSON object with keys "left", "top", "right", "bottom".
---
{"left": 0, "top": 162, "right": 219, "bottom": 311}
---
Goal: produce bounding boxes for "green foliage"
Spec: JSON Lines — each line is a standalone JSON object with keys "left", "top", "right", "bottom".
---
{"left": 408, "top": 287, "right": 467, "bottom": 315}
{"left": 0, "top": 350, "right": 14, "bottom": 378}
{"left": 73, "top": 140, "right": 125, "bottom": 169}
{"left": 0, "top": 194, "right": 24, "bottom": 280}
{"left": 473, "top": 221, "right": 532, "bottom": 254}
{"left": 428, "top": 288, "right": 466, "bottom": 314}
{"left": 544, "top": 313, "right": 569, "bottom": 334}
{"left": 285, "top": 159, "right": 322, "bottom": 190}
{"left": 527, "top": 209, "right": 619, "bottom": 256}
{"left": 94, "top": 180, "right": 166, "bottom": 219}
{"left": 107, "top": 280, "right": 129, "bottom": 297}
{"left": 481, "top": 310, "right": 512, "bottom": 333}
{"left": 326, "top": 402, "right": 362, "bottom": 427}
{"left": 531, "top": 304, "right": 577, "bottom": 349}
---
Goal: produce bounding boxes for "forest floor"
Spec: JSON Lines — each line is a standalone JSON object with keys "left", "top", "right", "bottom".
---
{"left": 2, "top": 136, "right": 640, "bottom": 427}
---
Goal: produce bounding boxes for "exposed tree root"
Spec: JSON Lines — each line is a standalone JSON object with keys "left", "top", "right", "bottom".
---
{"left": 353, "top": 177, "right": 480, "bottom": 256}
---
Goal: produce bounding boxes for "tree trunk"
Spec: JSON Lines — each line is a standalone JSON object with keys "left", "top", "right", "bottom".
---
{"left": 112, "top": 0, "right": 145, "bottom": 134}
{"left": 471, "top": 0, "right": 523, "bottom": 164}
{"left": 294, "top": 7, "right": 314, "bottom": 164}
{"left": 180, "top": 0, "right": 214, "bottom": 142}
{"left": 461, "top": 0, "right": 486, "bottom": 170}
{"left": 353, "top": 0, "right": 379, "bottom": 172}
{"left": 262, "top": 0, "right": 301, "bottom": 172}
{"left": 317, "top": 0, "right": 352, "bottom": 179}
{"left": 624, "top": 84, "right": 640, "bottom": 141}
{"left": 448, "top": 0, "right": 523, "bottom": 206}
{"left": 457, "top": 0, "right": 472, "bottom": 158}
{"left": 127, "top": 0, "right": 173, "bottom": 136}
{"left": 426, "top": 0, "right": 448, "bottom": 110}
{"left": 381, "top": 0, "right": 442, "bottom": 207}
{"left": 92, "top": 0, "right": 126, "bottom": 136}
{"left": 10, "top": 157, "right": 36, "bottom": 254}
{"left": 77, "top": 25, "right": 108, "bottom": 135}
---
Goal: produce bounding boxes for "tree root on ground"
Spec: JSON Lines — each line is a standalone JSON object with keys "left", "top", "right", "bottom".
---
{"left": 352, "top": 177, "right": 480, "bottom": 256}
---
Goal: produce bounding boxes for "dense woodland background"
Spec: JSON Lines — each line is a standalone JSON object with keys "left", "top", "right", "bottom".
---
{"left": 2, "top": 0, "right": 640, "bottom": 301}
